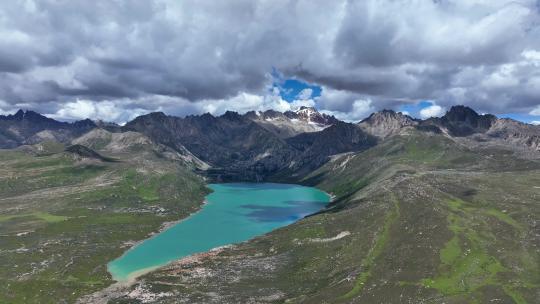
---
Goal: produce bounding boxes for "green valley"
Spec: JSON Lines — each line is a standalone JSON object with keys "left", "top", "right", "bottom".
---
{"left": 0, "top": 142, "right": 207, "bottom": 303}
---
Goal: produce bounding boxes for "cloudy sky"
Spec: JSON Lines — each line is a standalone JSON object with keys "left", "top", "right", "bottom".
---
{"left": 1, "top": 0, "right": 540, "bottom": 124}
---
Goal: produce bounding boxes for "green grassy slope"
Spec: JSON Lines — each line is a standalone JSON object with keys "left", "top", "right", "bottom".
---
{"left": 0, "top": 148, "right": 208, "bottom": 304}
{"left": 108, "top": 131, "right": 539, "bottom": 303}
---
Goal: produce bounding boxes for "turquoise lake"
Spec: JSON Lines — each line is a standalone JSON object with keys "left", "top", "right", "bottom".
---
{"left": 108, "top": 183, "right": 330, "bottom": 281}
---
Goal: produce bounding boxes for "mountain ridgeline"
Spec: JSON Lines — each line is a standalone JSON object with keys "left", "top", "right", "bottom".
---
{"left": 0, "top": 109, "right": 97, "bottom": 148}
{"left": 1, "top": 105, "right": 539, "bottom": 181}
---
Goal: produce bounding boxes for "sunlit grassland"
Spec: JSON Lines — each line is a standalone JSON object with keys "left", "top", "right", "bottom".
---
{"left": 0, "top": 149, "right": 207, "bottom": 303}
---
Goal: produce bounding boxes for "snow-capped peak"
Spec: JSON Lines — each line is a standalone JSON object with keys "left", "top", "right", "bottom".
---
{"left": 295, "top": 106, "right": 317, "bottom": 115}
{"left": 294, "top": 106, "right": 319, "bottom": 123}
{"left": 292, "top": 106, "right": 337, "bottom": 126}
{"left": 243, "top": 108, "right": 339, "bottom": 138}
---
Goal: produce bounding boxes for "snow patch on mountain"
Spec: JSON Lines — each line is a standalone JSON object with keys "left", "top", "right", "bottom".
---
{"left": 245, "top": 107, "right": 338, "bottom": 138}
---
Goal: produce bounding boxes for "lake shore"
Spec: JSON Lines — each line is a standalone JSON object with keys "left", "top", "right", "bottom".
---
{"left": 107, "top": 183, "right": 330, "bottom": 282}
{"left": 108, "top": 199, "right": 209, "bottom": 282}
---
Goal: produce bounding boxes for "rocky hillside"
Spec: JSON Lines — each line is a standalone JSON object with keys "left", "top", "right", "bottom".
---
{"left": 124, "top": 109, "right": 374, "bottom": 181}
{"left": 486, "top": 118, "right": 540, "bottom": 151}
{"left": 65, "top": 144, "right": 116, "bottom": 162}
{"left": 284, "top": 121, "right": 377, "bottom": 177}
{"left": 123, "top": 111, "right": 298, "bottom": 180}
{"left": 73, "top": 128, "right": 209, "bottom": 169}
{"left": 419, "top": 106, "right": 540, "bottom": 151}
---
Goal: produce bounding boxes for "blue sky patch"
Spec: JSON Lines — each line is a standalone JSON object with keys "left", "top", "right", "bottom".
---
{"left": 272, "top": 70, "right": 321, "bottom": 102}
{"left": 398, "top": 101, "right": 435, "bottom": 117}
{"left": 399, "top": 101, "right": 539, "bottom": 124}
{"left": 497, "top": 113, "right": 540, "bottom": 124}
{"left": 276, "top": 79, "right": 322, "bottom": 102}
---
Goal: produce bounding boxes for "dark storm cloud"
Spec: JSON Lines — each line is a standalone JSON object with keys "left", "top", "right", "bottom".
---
{"left": 0, "top": 0, "right": 539, "bottom": 121}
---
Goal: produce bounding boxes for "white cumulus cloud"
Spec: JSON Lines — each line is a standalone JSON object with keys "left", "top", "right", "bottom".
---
{"left": 530, "top": 105, "right": 540, "bottom": 116}
{"left": 297, "top": 88, "right": 313, "bottom": 100}
{"left": 49, "top": 99, "right": 148, "bottom": 123}
{"left": 321, "top": 98, "right": 374, "bottom": 122}
{"left": 419, "top": 103, "right": 445, "bottom": 119}
{"left": 0, "top": 0, "right": 538, "bottom": 121}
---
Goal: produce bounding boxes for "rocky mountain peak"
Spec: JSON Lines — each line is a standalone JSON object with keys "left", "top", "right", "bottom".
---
{"left": 1, "top": 109, "right": 56, "bottom": 124}
{"left": 94, "top": 120, "right": 122, "bottom": 132}
{"left": 361, "top": 109, "right": 415, "bottom": 123}
{"left": 294, "top": 106, "right": 318, "bottom": 122}
{"left": 444, "top": 105, "right": 481, "bottom": 123}
{"left": 148, "top": 111, "right": 168, "bottom": 119}
{"left": 243, "top": 107, "right": 337, "bottom": 139}
{"left": 0, "top": 109, "right": 100, "bottom": 148}
{"left": 290, "top": 106, "right": 338, "bottom": 126}
{"left": 296, "top": 106, "right": 317, "bottom": 113}
{"left": 72, "top": 118, "right": 97, "bottom": 129}
{"left": 438, "top": 105, "right": 497, "bottom": 136}
{"left": 197, "top": 112, "right": 216, "bottom": 122}
{"left": 221, "top": 111, "right": 244, "bottom": 122}
{"left": 13, "top": 109, "right": 25, "bottom": 119}
{"left": 131, "top": 112, "right": 169, "bottom": 125}
{"left": 244, "top": 110, "right": 286, "bottom": 121}
{"left": 358, "top": 109, "right": 417, "bottom": 138}
{"left": 24, "top": 110, "right": 48, "bottom": 121}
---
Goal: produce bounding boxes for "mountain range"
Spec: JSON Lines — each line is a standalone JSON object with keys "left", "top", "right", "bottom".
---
{"left": 2, "top": 105, "right": 538, "bottom": 179}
